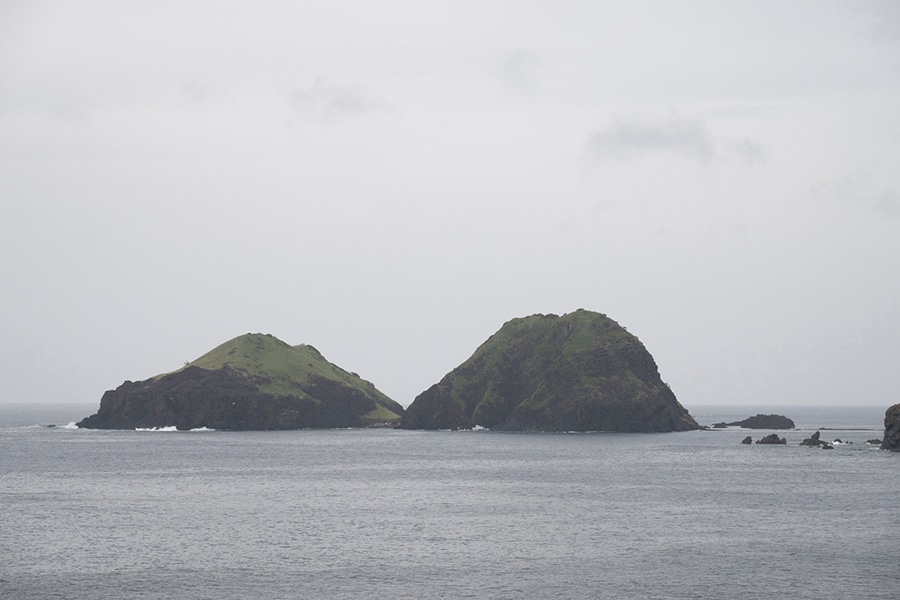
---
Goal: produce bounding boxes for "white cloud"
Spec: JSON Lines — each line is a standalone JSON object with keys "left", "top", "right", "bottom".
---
{"left": 287, "top": 78, "right": 392, "bottom": 119}
{"left": 498, "top": 50, "right": 539, "bottom": 92}
{"left": 811, "top": 175, "right": 900, "bottom": 220}
{"left": 182, "top": 77, "right": 228, "bottom": 107}
{"left": 1, "top": 0, "right": 899, "bottom": 410}
{"left": 724, "top": 137, "right": 767, "bottom": 166}
{"left": 586, "top": 117, "right": 714, "bottom": 164}
{"left": 585, "top": 116, "right": 770, "bottom": 168}
{"left": 875, "top": 189, "right": 900, "bottom": 218}
{"left": 855, "top": 0, "right": 900, "bottom": 42}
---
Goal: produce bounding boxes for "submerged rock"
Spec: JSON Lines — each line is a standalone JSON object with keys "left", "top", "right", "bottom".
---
{"left": 756, "top": 433, "right": 786, "bottom": 444}
{"left": 401, "top": 309, "right": 700, "bottom": 432}
{"left": 77, "top": 333, "right": 403, "bottom": 430}
{"left": 881, "top": 404, "right": 900, "bottom": 452}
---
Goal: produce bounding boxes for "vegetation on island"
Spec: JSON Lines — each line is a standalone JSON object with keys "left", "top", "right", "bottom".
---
{"left": 401, "top": 309, "right": 699, "bottom": 432}
{"left": 78, "top": 333, "right": 402, "bottom": 430}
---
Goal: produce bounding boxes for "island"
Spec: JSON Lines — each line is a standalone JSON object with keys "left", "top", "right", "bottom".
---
{"left": 712, "top": 414, "right": 795, "bottom": 429}
{"left": 400, "top": 309, "right": 700, "bottom": 432}
{"left": 77, "top": 333, "right": 403, "bottom": 430}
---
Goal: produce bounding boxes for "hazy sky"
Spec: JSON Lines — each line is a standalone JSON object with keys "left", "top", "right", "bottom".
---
{"left": 2, "top": 0, "right": 898, "bottom": 409}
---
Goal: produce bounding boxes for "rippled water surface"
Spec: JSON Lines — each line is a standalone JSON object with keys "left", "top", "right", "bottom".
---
{"left": 1, "top": 404, "right": 897, "bottom": 599}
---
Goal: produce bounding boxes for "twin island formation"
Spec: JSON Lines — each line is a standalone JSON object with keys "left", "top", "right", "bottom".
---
{"left": 78, "top": 310, "right": 696, "bottom": 433}
{"left": 77, "top": 309, "right": 900, "bottom": 448}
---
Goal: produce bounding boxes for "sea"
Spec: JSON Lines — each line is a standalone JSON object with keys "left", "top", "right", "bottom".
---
{"left": 1, "top": 403, "right": 897, "bottom": 600}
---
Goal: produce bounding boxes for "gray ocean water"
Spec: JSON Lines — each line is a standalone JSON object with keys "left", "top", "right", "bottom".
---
{"left": 1, "top": 403, "right": 897, "bottom": 599}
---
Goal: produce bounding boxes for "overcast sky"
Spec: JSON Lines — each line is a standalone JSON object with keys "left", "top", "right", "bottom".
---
{"left": 1, "top": 0, "right": 898, "bottom": 410}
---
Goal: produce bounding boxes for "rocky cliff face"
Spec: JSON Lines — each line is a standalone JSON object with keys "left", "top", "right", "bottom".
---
{"left": 401, "top": 310, "right": 699, "bottom": 432}
{"left": 881, "top": 404, "right": 900, "bottom": 451}
{"left": 77, "top": 333, "right": 403, "bottom": 430}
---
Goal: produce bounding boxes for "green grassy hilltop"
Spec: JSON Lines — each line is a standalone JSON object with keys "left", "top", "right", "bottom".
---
{"left": 185, "top": 333, "right": 397, "bottom": 413}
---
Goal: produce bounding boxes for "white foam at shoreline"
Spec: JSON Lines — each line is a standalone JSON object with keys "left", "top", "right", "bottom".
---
{"left": 135, "top": 426, "right": 215, "bottom": 432}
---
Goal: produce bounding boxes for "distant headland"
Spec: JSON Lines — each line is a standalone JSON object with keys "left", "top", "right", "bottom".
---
{"left": 712, "top": 414, "right": 796, "bottom": 429}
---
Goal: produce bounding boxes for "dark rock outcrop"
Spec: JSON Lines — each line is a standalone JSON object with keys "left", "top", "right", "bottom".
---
{"left": 801, "top": 431, "right": 823, "bottom": 446}
{"left": 741, "top": 436, "right": 752, "bottom": 444}
{"left": 726, "top": 414, "right": 795, "bottom": 429}
{"left": 756, "top": 433, "right": 786, "bottom": 444}
{"left": 800, "top": 430, "right": 832, "bottom": 449}
{"left": 77, "top": 333, "right": 403, "bottom": 430}
{"left": 881, "top": 404, "right": 900, "bottom": 451}
{"left": 867, "top": 439, "right": 883, "bottom": 445}
{"left": 400, "top": 310, "right": 700, "bottom": 432}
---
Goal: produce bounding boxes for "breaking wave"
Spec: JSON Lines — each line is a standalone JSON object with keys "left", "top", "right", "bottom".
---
{"left": 135, "top": 426, "right": 216, "bottom": 432}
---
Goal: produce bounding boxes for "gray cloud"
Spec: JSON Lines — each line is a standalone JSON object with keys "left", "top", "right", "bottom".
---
{"left": 182, "top": 77, "right": 227, "bottom": 106}
{"left": 724, "top": 137, "right": 767, "bottom": 166}
{"left": 288, "top": 78, "right": 391, "bottom": 119}
{"left": 705, "top": 105, "right": 778, "bottom": 120}
{"left": 498, "top": 50, "right": 540, "bottom": 92}
{"left": 856, "top": 0, "right": 900, "bottom": 42}
{"left": 810, "top": 176, "right": 858, "bottom": 203}
{"left": 586, "top": 117, "right": 714, "bottom": 164}
{"left": 811, "top": 176, "right": 900, "bottom": 219}
{"left": 2, "top": 0, "right": 899, "bottom": 411}
{"left": 875, "top": 189, "right": 900, "bottom": 218}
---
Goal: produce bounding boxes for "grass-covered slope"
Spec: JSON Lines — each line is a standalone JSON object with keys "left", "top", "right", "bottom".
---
{"left": 78, "top": 333, "right": 402, "bottom": 430}
{"left": 186, "top": 333, "right": 398, "bottom": 411}
{"left": 401, "top": 310, "right": 699, "bottom": 432}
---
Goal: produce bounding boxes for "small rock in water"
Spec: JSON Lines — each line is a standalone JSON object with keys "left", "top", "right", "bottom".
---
{"left": 801, "top": 431, "right": 826, "bottom": 447}
{"left": 756, "top": 433, "right": 786, "bottom": 444}
{"left": 741, "top": 436, "right": 752, "bottom": 444}
{"left": 867, "top": 439, "right": 882, "bottom": 445}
